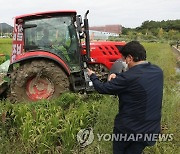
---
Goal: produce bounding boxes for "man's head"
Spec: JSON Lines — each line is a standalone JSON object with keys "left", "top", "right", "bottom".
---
{"left": 121, "top": 41, "right": 146, "bottom": 68}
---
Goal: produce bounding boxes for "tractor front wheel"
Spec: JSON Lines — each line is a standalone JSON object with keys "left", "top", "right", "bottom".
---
{"left": 9, "top": 60, "right": 69, "bottom": 102}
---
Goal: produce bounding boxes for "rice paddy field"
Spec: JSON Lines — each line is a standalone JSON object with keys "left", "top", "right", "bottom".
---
{"left": 0, "top": 38, "right": 179, "bottom": 153}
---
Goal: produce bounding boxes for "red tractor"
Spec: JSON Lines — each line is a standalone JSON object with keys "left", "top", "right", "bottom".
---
{"left": 7, "top": 10, "right": 125, "bottom": 102}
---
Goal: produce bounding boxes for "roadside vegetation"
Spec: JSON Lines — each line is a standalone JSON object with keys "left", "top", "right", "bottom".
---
{"left": 0, "top": 38, "right": 180, "bottom": 153}
{"left": 109, "top": 20, "right": 180, "bottom": 46}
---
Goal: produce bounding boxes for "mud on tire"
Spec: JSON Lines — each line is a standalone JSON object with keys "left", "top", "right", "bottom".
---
{"left": 9, "top": 59, "right": 69, "bottom": 102}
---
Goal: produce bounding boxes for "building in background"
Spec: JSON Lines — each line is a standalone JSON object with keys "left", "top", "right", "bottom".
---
{"left": 89, "top": 24, "right": 122, "bottom": 40}
{"left": 89, "top": 30, "right": 118, "bottom": 40}
{"left": 90, "top": 25, "right": 122, "bottom": 34}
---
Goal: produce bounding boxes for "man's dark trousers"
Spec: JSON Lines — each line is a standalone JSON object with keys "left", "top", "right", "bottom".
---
{"left": 113, "top": 127, "right": 156, "bottom": 154}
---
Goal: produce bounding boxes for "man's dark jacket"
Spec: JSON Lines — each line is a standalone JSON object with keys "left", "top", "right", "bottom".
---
{"left": 90, "top": 62, "right": 163, "bottom": 134}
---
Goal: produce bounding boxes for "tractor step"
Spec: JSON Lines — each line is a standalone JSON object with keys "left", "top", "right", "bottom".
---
{"left": 70, "top": 74, "right": 85, "bottom": 92}
{"left": 70, "top": 71, "right": 94, "bottom": 92}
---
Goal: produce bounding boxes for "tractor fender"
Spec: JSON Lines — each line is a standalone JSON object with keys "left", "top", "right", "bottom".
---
{"left": 10, "top": 51, "right": 70, "bottom": 75}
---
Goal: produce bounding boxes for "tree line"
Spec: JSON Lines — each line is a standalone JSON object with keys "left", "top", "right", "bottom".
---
{"left": 120, "top": 20, "right": 180, "bottom": 41}
{"left": 138, "top": 20, "right": 180, "bottom": 31}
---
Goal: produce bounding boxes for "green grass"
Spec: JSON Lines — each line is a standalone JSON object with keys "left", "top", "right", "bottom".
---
{"left": 0, "top": 42, "right": 180, "bottom": 153}
{"left": 0, "top": 38, "right": 12, "bottom": 63}
{"left": 0, "top": 38, "right": 12, "bottom": 54}
{"left": 144, "top": 43, "right": 180, "bottom": 153}
{"left": 0, "top": 93, "right": 101, "bottom": 153}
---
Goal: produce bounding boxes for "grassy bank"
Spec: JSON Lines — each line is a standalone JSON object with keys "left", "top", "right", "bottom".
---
{"left": 0, "top": 42, "right": 179, "bottom": 153}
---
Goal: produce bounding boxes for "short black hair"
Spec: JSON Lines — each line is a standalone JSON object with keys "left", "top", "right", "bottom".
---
{"left": 121, "top": 41, "right": 146, "bottom": 62}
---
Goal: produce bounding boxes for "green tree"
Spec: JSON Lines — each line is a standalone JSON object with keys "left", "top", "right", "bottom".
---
{"left": 158, "top": 28, "right": 164, "bottom": 38}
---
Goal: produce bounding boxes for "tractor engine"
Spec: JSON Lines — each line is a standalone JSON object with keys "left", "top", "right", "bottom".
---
{"left": 82, "top": 41, "right": 126, "bottom": 81}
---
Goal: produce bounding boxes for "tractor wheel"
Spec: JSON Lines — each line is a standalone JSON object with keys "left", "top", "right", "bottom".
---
{"left": 9, "top": 59, "right": 69, "bottom": 102}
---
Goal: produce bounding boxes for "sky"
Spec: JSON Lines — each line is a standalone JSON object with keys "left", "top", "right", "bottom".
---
{"left": 0, "top": 0, "right": 179, "bottom": 28}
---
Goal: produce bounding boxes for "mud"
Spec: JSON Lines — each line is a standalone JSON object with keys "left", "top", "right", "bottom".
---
{"left": 0, "top": 73, "right": 8, "bottom": 95}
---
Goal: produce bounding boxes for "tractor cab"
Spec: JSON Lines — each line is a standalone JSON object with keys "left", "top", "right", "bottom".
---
{"left": 11, "top": 11, "right": 85, "bottom": 73}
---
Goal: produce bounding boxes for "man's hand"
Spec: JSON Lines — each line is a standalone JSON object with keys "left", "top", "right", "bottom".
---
{"left": 87, "top": 68, "right": 95, "bottom": 76}
{"left": 108, "top": 73, "right": 116, "bottom": 81}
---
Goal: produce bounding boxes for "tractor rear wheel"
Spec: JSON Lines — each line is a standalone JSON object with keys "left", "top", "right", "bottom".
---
{"left": 9, "top": 59, "right": 69, "bottom": 102}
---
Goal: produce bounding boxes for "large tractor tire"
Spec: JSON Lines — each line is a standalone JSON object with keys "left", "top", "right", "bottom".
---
{"left": 9, "top": 59, "right": 69, "bottom": 102}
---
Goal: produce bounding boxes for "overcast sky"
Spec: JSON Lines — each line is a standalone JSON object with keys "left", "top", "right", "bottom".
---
{"left": 0, "top": 0, "right": 179, "bottom": 28}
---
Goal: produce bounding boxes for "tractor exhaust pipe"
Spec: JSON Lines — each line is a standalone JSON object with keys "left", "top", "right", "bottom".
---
{"left": 84, "top": 10, "right": 90, "bottom": 61}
